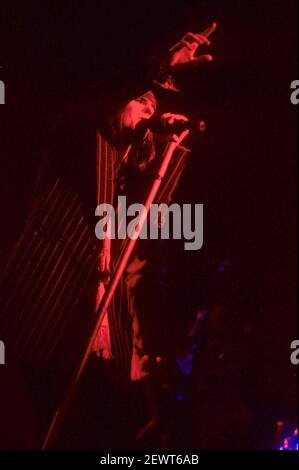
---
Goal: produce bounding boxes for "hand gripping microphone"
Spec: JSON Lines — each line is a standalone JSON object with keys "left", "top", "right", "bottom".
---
{"left": 144, "top": 115, "right": 206, "bottom": 134}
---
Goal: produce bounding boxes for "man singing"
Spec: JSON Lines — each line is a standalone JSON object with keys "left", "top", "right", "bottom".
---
{"left": 0, "top": 22, "right": 217, "bottom": 448}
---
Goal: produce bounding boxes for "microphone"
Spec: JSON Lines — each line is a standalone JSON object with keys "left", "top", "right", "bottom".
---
{"left": 142, "top": 115, "right": 206, "bottom": 134}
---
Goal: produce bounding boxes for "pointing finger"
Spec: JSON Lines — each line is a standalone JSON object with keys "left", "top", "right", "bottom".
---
{"left": 199, "top": 22, "right": 217, "bottom": 38}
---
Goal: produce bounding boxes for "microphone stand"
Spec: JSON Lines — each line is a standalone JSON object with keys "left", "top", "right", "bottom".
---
{"left": 42, "top": 130, "right": 191, "bottom": 449}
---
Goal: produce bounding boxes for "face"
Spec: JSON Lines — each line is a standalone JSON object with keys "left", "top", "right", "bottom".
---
{"left": 119, "top": 96, "right": 155, "bottom": 130}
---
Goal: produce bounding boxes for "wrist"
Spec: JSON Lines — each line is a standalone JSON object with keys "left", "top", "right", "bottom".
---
{"left": 154, "top": 61, "right": 179, "bottom": 92}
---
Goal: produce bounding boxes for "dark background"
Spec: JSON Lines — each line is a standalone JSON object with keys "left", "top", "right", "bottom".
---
{"left": 0, "top": 0, "right": 297, "bottom": 449}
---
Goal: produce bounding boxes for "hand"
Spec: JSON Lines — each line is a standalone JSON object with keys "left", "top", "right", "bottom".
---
{"left": 160, "top": 112, "right": 190, "bottom": 144}
{"left": 168, "top": 22, "right": 217, "bottom": 70}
